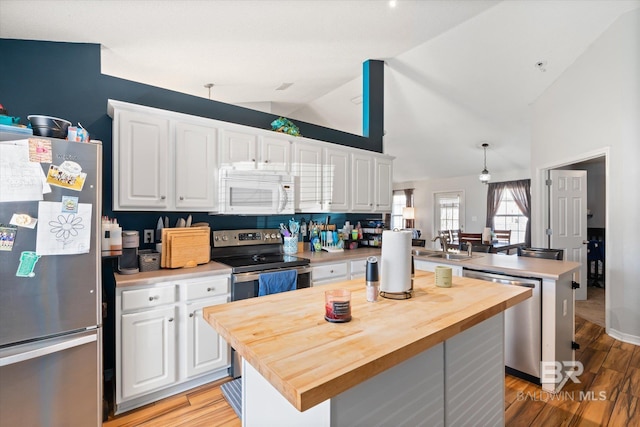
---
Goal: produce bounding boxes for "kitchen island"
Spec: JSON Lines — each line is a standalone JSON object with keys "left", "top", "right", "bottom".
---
{"left": 204, "top": 271, "right": 531, "bottom": 426}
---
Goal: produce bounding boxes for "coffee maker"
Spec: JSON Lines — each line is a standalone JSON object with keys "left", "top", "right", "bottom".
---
{"left": 118, "top": 230, "right": 139, "bottom": 274}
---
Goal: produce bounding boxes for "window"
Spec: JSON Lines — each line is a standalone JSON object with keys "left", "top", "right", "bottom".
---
{"left": 434, "top": 192, "right": 463, "bottom": 234}
{"left": 492, "top": 189, "right": 528, "bottom": 244}
{"left": 391, "top": 191, "right": 406, "bottom": 230}
{"left": 487, "top": 180, "right": 531, "bottom": 246}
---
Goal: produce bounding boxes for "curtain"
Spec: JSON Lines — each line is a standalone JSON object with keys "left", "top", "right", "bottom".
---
{"left": 485, "top": 182, "right": 506, "bottom": 229}
{"left": 510, "top": 179, "right": 531, "bottom": 246}
{"left": 486, "top": 179, "right": 531, "bottom": 247}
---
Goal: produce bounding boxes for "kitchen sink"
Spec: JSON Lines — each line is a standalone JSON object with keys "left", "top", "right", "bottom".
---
{"left": 411, "top": 249, "right": 442, "bottom": 257}
{"left": 426, "top": 252, "right": 476, "bottom": 261}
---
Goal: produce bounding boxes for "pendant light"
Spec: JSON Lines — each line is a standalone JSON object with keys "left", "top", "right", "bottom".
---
{"left": 479, "top": 142, "right": 491, "bottom": 184}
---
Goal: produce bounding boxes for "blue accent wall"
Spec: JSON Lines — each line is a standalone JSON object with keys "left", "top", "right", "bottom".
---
{"left": 0, "top": 39, "right": 382, "bottom": 242}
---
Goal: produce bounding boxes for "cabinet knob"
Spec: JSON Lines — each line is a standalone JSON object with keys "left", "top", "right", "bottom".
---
{"left": 189, "top": 313, "right": 194, "bottom": 318}
{"left": 149, "top": 295, "right": 159, "bottom": 301}
{"left": 168, "top": 318, "right": 174, "bottom": 322}
{"left": 179, "top": 196, "right": 184, "bottom": 200}
{"left": 206, "top": 287, "right": 214, "bottom": 292}
{"left": 330, "top": 270, "right": 334, "bottom": 273}
{"left": 251, "top": 158, "right": 256, "bottom": 162}
{"left": 265, "top": 160, "right": 269, "bottom": 163}
{"left": 160, "top": 195, "right": 166, "bottom": 200}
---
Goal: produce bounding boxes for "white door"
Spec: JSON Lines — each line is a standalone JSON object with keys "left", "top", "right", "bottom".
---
{"left": 185, "top": 296, "right": 230, "bottom": 379}
{"left": 121, "top": 306, "right": 177, "bottom": 399}
{"left": 549, "top": 170, "right": 588, "bottom": 300}
{"left": 174, "top": 122, "right": 218, "bottom": 210}
{"left": 323, "top": 147, "right": 350, "bottom": 212}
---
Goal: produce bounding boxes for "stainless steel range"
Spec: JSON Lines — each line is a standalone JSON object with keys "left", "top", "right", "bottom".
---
{"left": 211, "top": 229, "right": 311, "bottom": 378}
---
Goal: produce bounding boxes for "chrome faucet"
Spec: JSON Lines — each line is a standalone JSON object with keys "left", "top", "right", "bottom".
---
{"left": 432, "top": 235, "right": 449, "bottom": 253}
{"left": 467, "top": 241, "right": 473, "bottom": 257}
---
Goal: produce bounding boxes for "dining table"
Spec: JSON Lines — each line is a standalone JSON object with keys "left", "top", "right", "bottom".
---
{"left": 489, "top": 242, "right": 525, "bottom": 254}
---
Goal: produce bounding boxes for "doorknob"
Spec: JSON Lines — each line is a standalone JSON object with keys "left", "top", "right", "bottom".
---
{"left": 582, "top": 240, "right": 589, "bottom": 244}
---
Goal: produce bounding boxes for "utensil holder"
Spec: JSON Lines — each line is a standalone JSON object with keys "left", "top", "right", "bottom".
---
{"left": 283, "top": 236, "right": 298, "bottom": 254}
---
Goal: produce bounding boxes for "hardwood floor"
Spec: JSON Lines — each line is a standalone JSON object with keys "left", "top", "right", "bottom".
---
{"left": 105, "top": 316, "right": 639, "bottom": 426}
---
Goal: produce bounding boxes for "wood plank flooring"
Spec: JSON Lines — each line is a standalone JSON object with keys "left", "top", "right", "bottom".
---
{"left": 104, "top": 316, "right": 639, "bottom": 426}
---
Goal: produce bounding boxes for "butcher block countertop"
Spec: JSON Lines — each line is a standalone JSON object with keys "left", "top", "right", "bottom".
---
{"left": 203, "top": 271, "right": 531, "bottom": 412}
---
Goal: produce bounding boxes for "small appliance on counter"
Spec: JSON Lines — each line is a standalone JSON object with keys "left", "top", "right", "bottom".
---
{"left": 118, "top": 230, "right": 139, "bottom": 274}
{"left": 379, "top": 229, "right": 413, "bottom": 300}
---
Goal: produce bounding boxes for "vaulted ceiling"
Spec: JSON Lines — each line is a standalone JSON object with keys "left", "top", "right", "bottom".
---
{"left": 1, "top": 0, "right": 638, "bottom": 182}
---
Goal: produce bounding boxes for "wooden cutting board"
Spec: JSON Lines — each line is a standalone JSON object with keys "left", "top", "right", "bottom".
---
{"left": 161, "top": 227, "right": 210, "bottom": 268}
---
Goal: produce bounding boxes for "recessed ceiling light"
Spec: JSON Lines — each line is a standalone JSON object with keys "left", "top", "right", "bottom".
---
{"left": 389, "top": 0, "right": 397, "bottom": 8}
{"left": 275, "top": 82, "right": 294, "bottom": 91}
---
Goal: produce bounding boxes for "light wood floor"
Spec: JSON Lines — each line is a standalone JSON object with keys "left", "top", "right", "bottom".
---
{"left": 104, "top": 316, "right": 639, "bottom": 427}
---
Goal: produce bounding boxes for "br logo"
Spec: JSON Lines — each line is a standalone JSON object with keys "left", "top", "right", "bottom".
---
{"left": 540, "top": 361, "right": 584, "bottom": 384}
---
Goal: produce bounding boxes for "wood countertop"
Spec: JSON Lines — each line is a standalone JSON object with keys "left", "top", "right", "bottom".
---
{"left": 203, "top": 271, "right": 531, "bottom": 412}
{"left": 298, "top": 247, "right": 381, "bottom": 263}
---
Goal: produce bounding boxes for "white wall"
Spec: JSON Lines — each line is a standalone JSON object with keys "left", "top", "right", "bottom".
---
{"left": 531, "top": 9, "right": 640, "bottom": 342}
{"left": 395, "top": 169, "right": 529, "bottom": 246}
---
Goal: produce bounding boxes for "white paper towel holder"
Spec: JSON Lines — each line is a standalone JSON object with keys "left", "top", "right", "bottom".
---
{"left": 379, "top": 229, "right": 413, "bottom": 300}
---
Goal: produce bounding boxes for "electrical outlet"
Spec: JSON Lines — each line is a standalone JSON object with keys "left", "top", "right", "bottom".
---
{"left": 143, "top": 229, "right": 154, "bottom": 244}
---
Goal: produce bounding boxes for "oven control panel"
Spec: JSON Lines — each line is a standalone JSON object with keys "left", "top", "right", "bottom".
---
{"left": 212, "top": 229, "right": 281, "bottom": 247}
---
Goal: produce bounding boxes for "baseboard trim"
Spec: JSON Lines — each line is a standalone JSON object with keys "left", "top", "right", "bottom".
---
{"left": 607, "top": 328, "right": 640, "bottom": 346}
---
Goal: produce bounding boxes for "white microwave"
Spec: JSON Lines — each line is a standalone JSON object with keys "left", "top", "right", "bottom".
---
{"left": 219, "top": 170, "right": 295, "bottom": 215}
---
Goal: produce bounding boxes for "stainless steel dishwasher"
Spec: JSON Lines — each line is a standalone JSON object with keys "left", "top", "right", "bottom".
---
{"left": 463, "top": 268, "right": 542, "bottom": 383}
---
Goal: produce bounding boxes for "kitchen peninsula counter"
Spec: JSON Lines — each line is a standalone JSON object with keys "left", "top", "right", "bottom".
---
{"left": 204, "top": 271, "right": 531, "bottom": 426}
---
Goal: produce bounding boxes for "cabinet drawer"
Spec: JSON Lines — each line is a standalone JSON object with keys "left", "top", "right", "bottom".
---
{"left": 122, "top": 285, "right": 176, "bottom": 311}
{"left": 313, "top": 262, "right": 348, "bottom": 282}
{"left": 185, "top": 276, "right": 230, "bottom": 300}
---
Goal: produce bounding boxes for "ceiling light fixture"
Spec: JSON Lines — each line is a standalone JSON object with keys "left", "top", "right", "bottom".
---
{"left": 204, "top": 83, "right": 214, "bottom": 99}
{"left": 389, "top": 0, "right": 397, "bottom": 8}
{"left": 479, "top": 142, "right": 491, "bottom": 184}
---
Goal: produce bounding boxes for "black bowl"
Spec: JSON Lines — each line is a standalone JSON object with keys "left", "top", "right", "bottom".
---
{"left": 28, "top": 115, "right": 71, "bottom": 139}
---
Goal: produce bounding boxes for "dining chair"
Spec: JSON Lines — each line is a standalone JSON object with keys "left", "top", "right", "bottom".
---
{"left": 494, "top": 230, "right": 511, "bottom": 244}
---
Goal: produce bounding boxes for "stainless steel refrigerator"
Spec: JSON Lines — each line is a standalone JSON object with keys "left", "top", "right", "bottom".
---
{"left": 0, "top": 132, "right": 102, "bottom": 426}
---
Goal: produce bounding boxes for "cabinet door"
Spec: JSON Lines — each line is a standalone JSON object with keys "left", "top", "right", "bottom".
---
{"left": 292, "top": 142, "right": 323, "bottom": 212}
{"left": 220, "top": 129, "right": 257, "bottom": 168}
{"left": 115, "top": 110, "right": 170, "bottom": 209}
{"left": 351, "top": 153, "right": 374, "bottom": 212}
{"left": 260, "top": 136, "right": 291, "bottom": 172}
{"left": 374, "top": 156, "right": 393, "bottom": 212}
{"left": 121, "top": 306, "right": 177, "bottom": 399}
{"left": 185, "top": 296, "right": 230, "bottom": 379}
{"left": 174, "top": 122, "right": 218, "bottom": 210}
{"left": 323, "top": 147, "right": 350, "bottom": 212}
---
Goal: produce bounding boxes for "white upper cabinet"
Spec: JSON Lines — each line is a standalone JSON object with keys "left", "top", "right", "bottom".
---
{"left": 351, "top": 152, "right": 374, "bottom": 212}
{"left": 322, "top": 146, "right": 350, "bottom": 212}
{"left": 113, "top": 109, "right": 170, "bottom": 210}
{"left": 219, "top": 128, "right": 291, "bottom": 172}
{"left": 109, "top": 100, "right": 218, "bottom": 211}
{"left": 374, "top": 156, "right": 393, "bottom": 212}
{"left": 260, "top": 136, "right": 291, "bottom": 172}
{"left": 174, "top": 122, "right": 218, "bottom": 210}
{"left": 292, "top": 141, "right": 323, "bottom": 212}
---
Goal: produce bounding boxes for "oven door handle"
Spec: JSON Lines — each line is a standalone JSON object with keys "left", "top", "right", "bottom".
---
{"left": 233, "top": 265, "right": 313, "bottom": 283}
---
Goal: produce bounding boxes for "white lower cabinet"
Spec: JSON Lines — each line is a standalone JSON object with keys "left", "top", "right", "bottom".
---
{"left": 121, "top": 305, "right": 177, "bottom": 399}
{"left": 116, "top": 274, "right": 231, "bottom": 414}
{"left": 185, "top": 296, "right": 229, "bottom": 379}
{"left": 414, "top": 259, "right": 463, "bottom": 276}
{"left": 312, "top": 261, "right": 349, "bottom": 286}
{"left": 349, "top": 258, "right": 368, "bottom": 280}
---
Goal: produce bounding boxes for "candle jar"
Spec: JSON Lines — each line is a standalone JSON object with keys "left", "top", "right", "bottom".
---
{"left": 324, "top": 289, "right": 352, "bottom": 323}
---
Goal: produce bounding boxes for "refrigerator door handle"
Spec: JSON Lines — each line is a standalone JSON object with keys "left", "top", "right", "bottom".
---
{"left": 0, "top": 333, "right": 96, "bottom": 367}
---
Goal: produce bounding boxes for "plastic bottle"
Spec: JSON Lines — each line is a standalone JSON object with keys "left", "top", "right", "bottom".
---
{"left": 110, "top": 219, "right": 123, "bottom": 256}
{"left": 101, "top": 217, "right": 111, "bottom": 256}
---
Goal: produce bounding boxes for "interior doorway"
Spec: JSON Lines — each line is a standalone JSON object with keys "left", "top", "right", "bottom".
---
{"left": 545, "top": 153, "right": 607, "bottom": 330}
